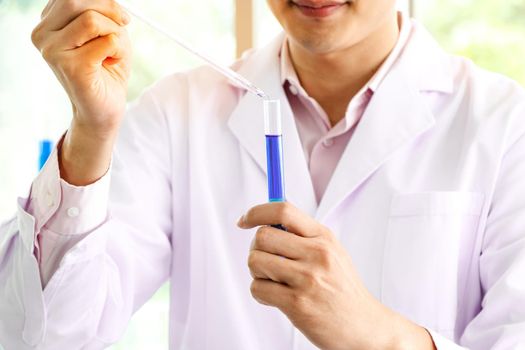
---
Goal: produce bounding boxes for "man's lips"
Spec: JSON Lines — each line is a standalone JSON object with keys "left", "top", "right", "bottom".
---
{"left": 291, "top": 1, "right": 348, "bottom": 18}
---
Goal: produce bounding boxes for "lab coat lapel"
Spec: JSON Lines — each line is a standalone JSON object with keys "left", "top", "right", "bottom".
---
{"left": 315, "top": 24, "right": 453, "bottom": 222}
{"left": 227, "top": 35, "right": 317, "bottom": 215}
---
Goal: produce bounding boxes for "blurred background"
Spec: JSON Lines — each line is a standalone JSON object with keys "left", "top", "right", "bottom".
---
{"left": 0, "top": 0, "right": 524, "bottom": 348}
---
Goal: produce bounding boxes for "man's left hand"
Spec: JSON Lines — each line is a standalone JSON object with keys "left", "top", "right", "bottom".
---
{"left": 238, "top": 202, "right": 435, "bottom": 350}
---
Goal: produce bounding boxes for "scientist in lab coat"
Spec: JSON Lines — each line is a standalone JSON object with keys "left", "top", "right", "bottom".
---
{"left": 1, "top": 0, "right": 525, "bottom": 349}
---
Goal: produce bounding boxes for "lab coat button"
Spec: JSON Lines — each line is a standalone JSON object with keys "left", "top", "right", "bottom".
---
{"left": 67, "top": 207, "right": 80, "bottom": 218}
{"left": 289, "top": 84, "right": 299, "bottom": 95}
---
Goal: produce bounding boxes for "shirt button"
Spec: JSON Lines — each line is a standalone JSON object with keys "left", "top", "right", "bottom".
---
{"left": 323, "top": 139, "right": 334, "bottom": 147}
{"left": 289, "top": 84, "right": 299, "bottom": 96}
{"left": 67, "top": 207, "right": 80, "bottom": 218}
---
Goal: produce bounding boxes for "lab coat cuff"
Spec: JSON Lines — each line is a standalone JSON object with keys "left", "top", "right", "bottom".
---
{"left": 45, "top": 164, "right": 112, "bottom": 236}
{"left": 426, "top": 328, "right": 468, "bottom": 350}
{"left": 26, "top": 135, "right": 112, "bottom": 237}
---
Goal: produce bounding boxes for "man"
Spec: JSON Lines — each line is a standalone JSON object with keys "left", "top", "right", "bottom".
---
{"left": 1, "top": 0, "right": 524, "bottom": 349}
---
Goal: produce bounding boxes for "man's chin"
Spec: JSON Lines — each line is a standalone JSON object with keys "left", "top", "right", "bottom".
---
{"left": 289, "top": 32, "right": 352, "bottom": 56}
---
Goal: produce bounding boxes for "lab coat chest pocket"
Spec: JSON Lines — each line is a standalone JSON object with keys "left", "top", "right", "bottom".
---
{"left": 381, "top": 192, "right": 484, "bottom": 332}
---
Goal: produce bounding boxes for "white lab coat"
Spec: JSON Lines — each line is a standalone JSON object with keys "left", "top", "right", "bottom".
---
{"left": 1, "top": 20, "right": 525, "bottom": 350}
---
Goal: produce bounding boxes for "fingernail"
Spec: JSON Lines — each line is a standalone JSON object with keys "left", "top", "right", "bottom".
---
{"left": 121, "top": 11, "right": 131, "bottom": 25}
{"left": 237, "top": 215, "right": 245, "bottom": 228}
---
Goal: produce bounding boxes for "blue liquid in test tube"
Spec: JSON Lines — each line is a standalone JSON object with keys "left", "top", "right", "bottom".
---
{"left": 266, "top": 135, "right": 285, "bottom": 202}
{"left": 264, "top": 99, "right": 286, "bottom": 230}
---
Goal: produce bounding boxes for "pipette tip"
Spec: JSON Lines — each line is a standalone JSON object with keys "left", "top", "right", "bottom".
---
{"left": 253, "top": 87, "right": 269, "bottom": 99}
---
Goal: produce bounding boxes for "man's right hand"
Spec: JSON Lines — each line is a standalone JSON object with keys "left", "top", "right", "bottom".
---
{"left": 31, "top": 0, "right": 133, "bottom": 185}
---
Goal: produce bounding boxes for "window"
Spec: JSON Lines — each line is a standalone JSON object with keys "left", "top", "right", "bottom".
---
{"left": 416, "top": 0, "right": 525, "bottom": 85}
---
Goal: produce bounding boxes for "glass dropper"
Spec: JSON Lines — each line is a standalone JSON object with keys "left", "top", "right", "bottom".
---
{"left": 116, "top": 0, "right": 268, "bottom": 99}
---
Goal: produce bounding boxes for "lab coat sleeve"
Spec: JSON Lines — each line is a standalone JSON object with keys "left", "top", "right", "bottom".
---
{"left": 0, "top": 85, "right": 174, "bottom": 349}
{"left": 33, "top": 146, "right": 112, "bottom": 287}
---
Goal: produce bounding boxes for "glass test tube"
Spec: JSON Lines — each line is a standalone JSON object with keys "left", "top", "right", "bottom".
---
{"left": 264, "top": 99, "right": 286, "bottom": 203}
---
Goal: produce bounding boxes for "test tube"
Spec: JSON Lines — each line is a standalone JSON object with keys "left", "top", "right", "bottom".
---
{"left": 264, "top": 99, "right": 286, "bottom": 203}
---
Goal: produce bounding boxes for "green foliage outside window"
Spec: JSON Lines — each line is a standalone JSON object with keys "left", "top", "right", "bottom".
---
{"left": 418, "top": 0, "right": 525, "bottom": 86}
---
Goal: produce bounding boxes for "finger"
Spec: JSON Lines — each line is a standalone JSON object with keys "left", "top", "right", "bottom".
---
{"left": 42, "top": 0, "right": 129, "bottom": 31}
{"left": 250, "top": 278, "right": 293, "bottom": 310}
{"left": 239, "top": 202, "right": 322, "bottom": 238}
{"left": 71, "top": 33, "right": 127, "bottom": 66}
{"left": 55, "top": 10, "right": 123, "bottom": 50}
{"left": 251, "top": 226, "right": 308, "bottom": 260}
{"left": 248, "top": 250, "right": 302, "bottom": 286}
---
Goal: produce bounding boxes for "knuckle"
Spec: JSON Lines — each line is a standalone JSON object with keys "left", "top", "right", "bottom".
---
{"left": 301, "top": 267, "right": 320, "bottom": 290}
{"left": 30, "top": 28, "right": 40, "bottom": 47}
{"left": 249, "top": 280, "right": 260, "bottom": 298}
{"left": 247, "top": 251, "right": 258, "bottom": 270}
{"left": 290, "top": 291, "right": 308, "bottom": 312}
{"left": 254, "top": 227, "right": 269, "bottom": 247}
{"left": 82, "top": 10, "right": 100, "bottom": 33}
{"left": 109, "top": 0, "right": 122, "bottom": 16}
{"left": 63, "top": 0, "right": 80, "bottom": 14}
{"left": 250, "top": 280, "right": 270, "bottom": 306}
{"left": 277, "top": 202, "right": 292, "bottom": 222}
{"left": 106, "top": 33, "right": 119, "bottom": 46}
{"left": 31, "top": 24, "right": 44, "bottom": 47}
{"left": 319, "top": 251, "right": 333, "bottom": 270}
{"left": 312, "top": 241, "right": 332, "bottom": 267}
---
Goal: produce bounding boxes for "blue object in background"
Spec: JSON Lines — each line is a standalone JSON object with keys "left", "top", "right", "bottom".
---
{"left": 39, "top": 139, "right": 53, "bottom": 170}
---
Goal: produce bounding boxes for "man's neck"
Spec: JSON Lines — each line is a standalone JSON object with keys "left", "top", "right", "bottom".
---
{"left": 288, "top": 14, "right": 400, "bottom": 126}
